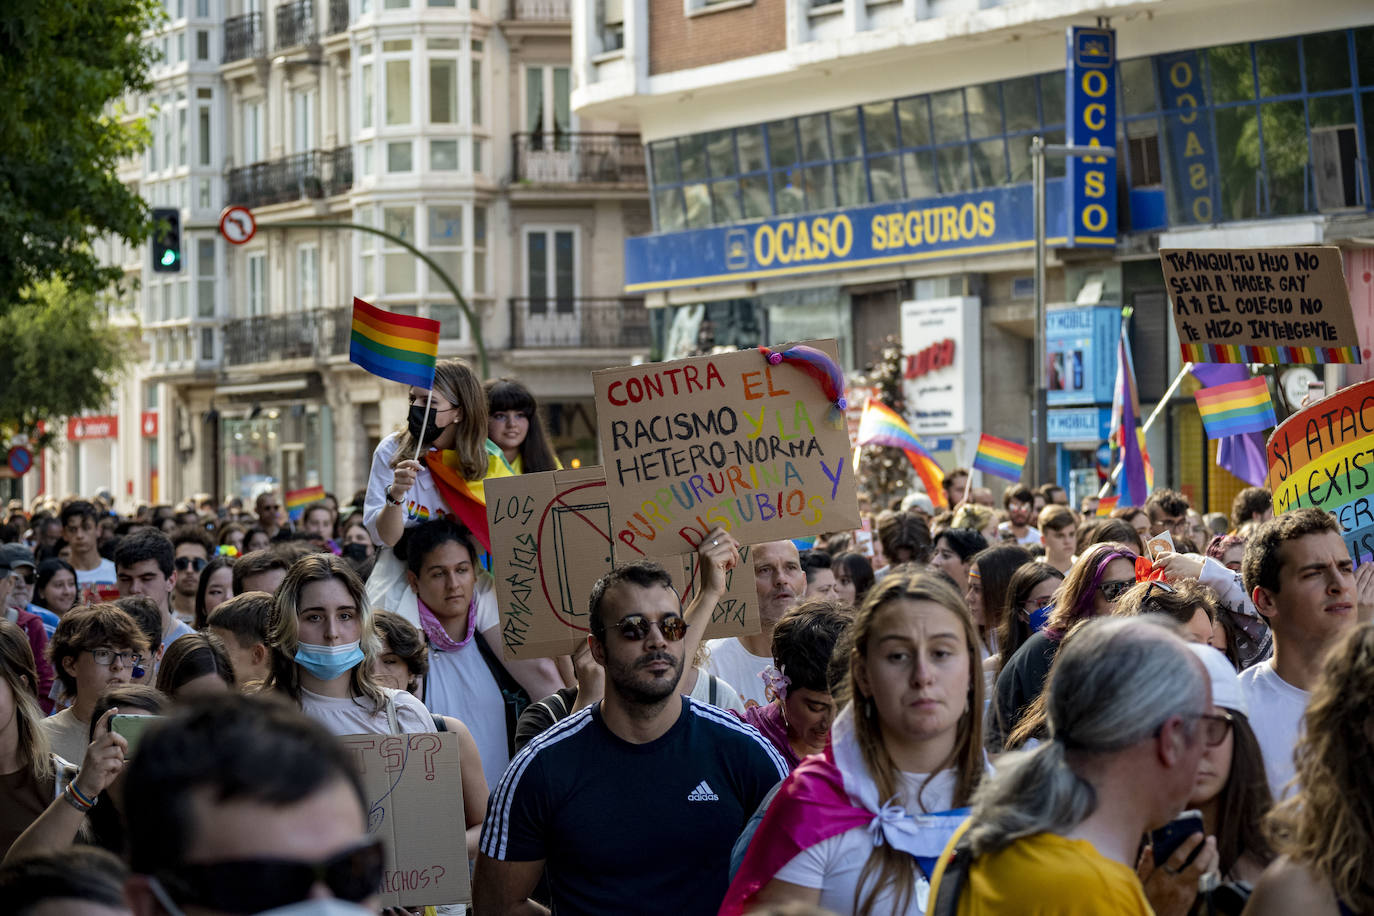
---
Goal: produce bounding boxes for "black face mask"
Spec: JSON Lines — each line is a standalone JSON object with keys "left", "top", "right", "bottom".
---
{"left": 407, "top": 403, "right": 446, "bottom": 445}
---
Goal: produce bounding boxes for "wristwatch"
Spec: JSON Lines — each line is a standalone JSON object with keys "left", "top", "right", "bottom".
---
{"left": 385, "top": 486, "right": 405, "bottom": 506}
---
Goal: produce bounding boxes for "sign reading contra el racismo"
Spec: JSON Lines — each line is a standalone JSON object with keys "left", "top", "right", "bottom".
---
{"left": 593, "top": 340, "right": 860, "bottom": 559}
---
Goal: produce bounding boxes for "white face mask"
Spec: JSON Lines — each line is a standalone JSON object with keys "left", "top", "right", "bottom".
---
{"left": 149, "top": 877, "right": 377, "bottom": 916}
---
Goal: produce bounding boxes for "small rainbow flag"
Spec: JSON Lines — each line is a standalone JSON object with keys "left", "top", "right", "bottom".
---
{"left": 286, "top": 485, "right": 326, "bottom": 521}
{"left": 1096, "top": 495, "right": 1119, "bottom": 516}
{"left": 856, "top": 400, "right": 947, "bottom": 508}
{"left": 349, "top": 297, "right": 440, "bottom": 389}
{"left": 972, "top": 434, "right": 1028, "bottom": 483}
{"left": 1193, "top": 376, "right": 1276, "bottom": 439}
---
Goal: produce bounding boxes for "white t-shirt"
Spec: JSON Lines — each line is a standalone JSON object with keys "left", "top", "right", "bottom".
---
{"left": 40, "top": 706, "right": 92, "bottom": 764}
{"left": 701, "top": 638, "right": 772, "bottom": 707}
{"left": 1238, "top": 659, "right": 1309, "bottom": 799}
{"left": 363, "top": 432, "right": 453, "bottom": 543}
{"left": 74, "top": 558, "right": 117, "bottom": 587}
{"left": 686, "top": 668, "right": 747, "bottom": 713}
{"left": 423, "top": 589, "right": 509, "bottom": 792}
{"left": 773, "top": 769, "right": 958, "bottom": 915}
{"left": 996, "top": 523, "right": 1041, "bottom": 547}
{"left": 300, "top": 686, "right": 433, "bottom": 736}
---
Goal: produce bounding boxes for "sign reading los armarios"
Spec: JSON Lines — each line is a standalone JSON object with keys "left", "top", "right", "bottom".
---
{"left": 1160, "top": 247, "right": 1361, "bottom": 364}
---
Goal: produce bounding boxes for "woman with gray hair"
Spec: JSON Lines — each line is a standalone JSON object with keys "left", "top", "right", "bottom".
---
{"left": 928, "top": 617, "right": 1219, "bottom": 915}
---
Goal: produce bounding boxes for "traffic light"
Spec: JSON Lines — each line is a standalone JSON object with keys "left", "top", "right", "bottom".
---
{"left": 151, "top": 207, "right": 182, "bottom": 273}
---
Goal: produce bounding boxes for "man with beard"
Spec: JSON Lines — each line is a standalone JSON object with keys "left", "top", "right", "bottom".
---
{"left": 997, "top": 485, "right": 1041, "bottom": 547}
{"left": 474, "top": 560, "right": 788, "bottom": 916}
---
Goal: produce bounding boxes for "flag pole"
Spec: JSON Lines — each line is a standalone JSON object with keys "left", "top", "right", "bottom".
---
{"left": 962, "top": 469, "right": 974, "bottom": 506}
{"left": 413, "top": 388, "right": 435, "bottom": 462}
{"left": 1097, "top": 362, "right": 1194, "bottom": 498}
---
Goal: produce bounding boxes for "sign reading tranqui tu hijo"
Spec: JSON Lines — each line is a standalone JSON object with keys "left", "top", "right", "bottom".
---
{"left": 1064, "top": 25, "right": 1117, "bottom": 247}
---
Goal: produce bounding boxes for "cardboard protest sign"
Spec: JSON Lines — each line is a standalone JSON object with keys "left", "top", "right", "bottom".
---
{"left": 487, "top": 467, "right": 760, "bottom": 660}
{"left": 1267, "top": 377, "right": 1374, "bottom": 565}
{"left": 1160, "top": 247, "right": 1361, "bottom": 364}
{"left": 338, "top": 732, "right": 469, "bottom": 909}
{"left": 592, "top": 339, "right": 860, "bottom": 559}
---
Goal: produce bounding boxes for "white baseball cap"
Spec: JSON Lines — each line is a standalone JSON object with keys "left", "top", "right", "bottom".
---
{"left": 1186, "top": 642, "right": 1247, "bottom": 716}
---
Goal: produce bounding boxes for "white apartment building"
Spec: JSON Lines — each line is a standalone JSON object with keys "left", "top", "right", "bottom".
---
{"left": 34, "top": 0, "right": 650, "bottom": 510}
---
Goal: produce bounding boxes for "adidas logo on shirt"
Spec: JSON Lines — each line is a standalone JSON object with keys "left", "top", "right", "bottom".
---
{"left": 686, "top": 780, "right": 719, "bottom": 802}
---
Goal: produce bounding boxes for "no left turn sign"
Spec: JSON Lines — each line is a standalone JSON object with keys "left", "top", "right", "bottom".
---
{"left": 219, "top": 206, "right": 257, "bottom": 245}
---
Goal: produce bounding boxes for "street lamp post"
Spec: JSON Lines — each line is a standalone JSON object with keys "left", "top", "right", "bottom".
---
{"left": 1030, "top": 138, "right": 1116, "bottom": 487}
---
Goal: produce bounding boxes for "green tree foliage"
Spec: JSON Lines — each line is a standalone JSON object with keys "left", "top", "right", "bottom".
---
{"left": 858, "top": 335, "right": 913, "bottom": 510}
{"left": 0, "top": 0, "right": 161, "bottom": 305}
{"left": 0, "top": 279, "right": 133, "bottom": 448}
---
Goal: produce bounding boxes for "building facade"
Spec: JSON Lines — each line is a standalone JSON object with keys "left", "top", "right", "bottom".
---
{"left": 571, "top": 0, "right": 1374, "bottom": 511}
{"left": 31, "top": 0, "right": 650, "bottom": 510}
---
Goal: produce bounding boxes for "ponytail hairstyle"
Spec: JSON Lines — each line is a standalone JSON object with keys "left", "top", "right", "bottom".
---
{"left": 1042, "top": 542, "right": 1136, "bottom": 640}
{"left": 484, "top": 377, "right": 558, "bottom": 473}
{"left": 965, "top": 616, "right": 1208, "bottom": 856}
{"left": 838, "top": 570, "right": 984, "bottom": 916}
{"left": 389, "top": 358, "right": 488, "bottom": 480}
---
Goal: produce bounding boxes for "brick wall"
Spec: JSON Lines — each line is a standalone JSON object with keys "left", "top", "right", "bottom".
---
{"left": 648, "top": 0, "right": 785, "bottom": 76}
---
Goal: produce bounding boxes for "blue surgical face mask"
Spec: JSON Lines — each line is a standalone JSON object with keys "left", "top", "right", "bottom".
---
{"left": 294, "top": 641, "right": 365, "bottom": 681}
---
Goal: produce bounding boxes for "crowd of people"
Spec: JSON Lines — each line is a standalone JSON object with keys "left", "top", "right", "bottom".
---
{"left": 1, "top": 358, "right": 1372, "bottom": 916}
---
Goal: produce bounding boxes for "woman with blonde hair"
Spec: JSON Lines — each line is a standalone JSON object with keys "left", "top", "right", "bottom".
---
{"left": 1246, "top": 624, "right": 1374, "bottom": 916}
{"left": 721, "top": 571, "right": 987, "bottom": 915}
{"left": 264, "top": 554, "right": 433, "bottom": 735}
{"left": 362, "top": 357, "right": 506, "bottom": 617}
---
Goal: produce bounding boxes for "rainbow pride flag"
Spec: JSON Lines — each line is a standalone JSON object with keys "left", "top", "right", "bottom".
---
{"left": 1193, "top": 376, "right": 1276, "bottom": 439}
{"left": 349, "top": 297, "right": 440, "bottom": 388}
{"left": 972, "top": 434, "right": 1028, "bottom": 483}
{"left": 1096, "top": 495, "right": 1119, "bottom": 516}
{"left": 286, "top": 485, "right": 326, "bottom": 521}
{"left": 855, "top": 400, "right": 947, "bottom": 508}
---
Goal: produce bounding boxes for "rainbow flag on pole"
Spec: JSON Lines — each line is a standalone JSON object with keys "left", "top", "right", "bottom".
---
{"left": 1193, "top": 376, "right": 1276, "bottom": 439}
{"left": 1096, "top": 495, "right": 1119, "bottom": 516}
{"left": 285, "top": 485, "right": 326, "bottom": 522}
{"left": 349, "top": 297, "right": 441, "bottom": 388}
{"left": 972, "top": 434, "right": 1029, "bottom": 483}
{"left": 855, "top": 400, "right": 947, "bottom": 508}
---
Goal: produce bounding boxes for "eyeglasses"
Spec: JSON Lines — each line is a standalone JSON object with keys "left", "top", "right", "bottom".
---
{"left": 174, "top": 556, "right": 208, "bottom": 572}
{"left": 87, "top": 647, "right": 142, "bottom": 668}
{"left": 610, "top": 614, "right": 688, "bottom": 642}
{"left": 1098, "top": 578, "right": 1135, "bottom": 602}
{"left": 1198, "top": 711, "right": 1234, "bottom": 746}
{"left": 154, "top": 839, "right": 384, "bottom": 914}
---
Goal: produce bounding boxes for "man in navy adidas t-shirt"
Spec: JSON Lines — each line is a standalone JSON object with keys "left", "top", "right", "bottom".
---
{"left": 474, "top": 558, "right": 788, "bottom": 916}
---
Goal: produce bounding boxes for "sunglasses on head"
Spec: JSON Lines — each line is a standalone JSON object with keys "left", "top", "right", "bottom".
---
{"left": 154, "top": 839, "right": 384, "bottom": 914}
{"left": 174, "top": 556, "right": 207, "bottom": 572}
{"left": 610, "top": 614, "right": 688, "bottom": 642}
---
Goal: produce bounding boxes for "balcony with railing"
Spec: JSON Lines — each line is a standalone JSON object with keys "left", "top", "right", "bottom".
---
{"left": 222, "top": 307, "right": 352, "bottom": 368}
{"left": 223, "top": 12, "right": 265, "bottom": 62}
{"left": 328, "top": 0, "right": 349, "bottom": 34}
{"left": 226, "top": 147, "right": 352, "bottom": 208}
{"left": 276, "top": 0, "right": 317, "bottom": 51}
{"left": 509, "top": 297, "right": 650, "bottom": 349}
{"left": 507, "top": 0, "right": 569, "bottom": 19}
{"left": 511, "top": 133, "right": 645, "bottom": 186}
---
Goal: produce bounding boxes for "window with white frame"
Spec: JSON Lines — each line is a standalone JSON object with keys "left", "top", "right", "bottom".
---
{"left": 524, "top": 228, "right": 577, "bottom": 313}
{"left": 360, "top": 47, "right": 375, "bottom": 130}
{"left": 427, "top": 205, "right": 463, "bottom": 294}
{"left": 197, "top": 239, "right": 216, "bottom": 317}
{"left": 384, "top": 40, "right": 412, "bottom": 126}
{"left": 358, "top": 208, "right": 377, "bottom": 296}
{"left": 247, "top": 251, "right": 266, "bottom": 316}
{"left": 296, "top": 244, "right": 319, "bottom": 310}
{"left": 383, "top": 205, "right": 416, "bottom": 293}
{"left": 197, "top": 94, "right": 212, "bottom": 166}
{"left": 242, "top": 99, "right": 264, "bottom": 164}
{"left": 291, "top": 89, "right": 317, "bottom": 153}
{"left": 473, "top": 205, "right": 486, "bottom": 292}
{"left": 524, "top": 66, "right": 571, "bottom": 151}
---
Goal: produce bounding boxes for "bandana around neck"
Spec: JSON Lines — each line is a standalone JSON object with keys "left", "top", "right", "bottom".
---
{"left": 418, "top": 594, "right": 476, "bottom": 652}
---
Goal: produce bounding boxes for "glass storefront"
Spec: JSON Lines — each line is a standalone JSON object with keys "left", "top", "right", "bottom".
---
{"left": 223, "top": 405, "right": 327, "bottom": 503}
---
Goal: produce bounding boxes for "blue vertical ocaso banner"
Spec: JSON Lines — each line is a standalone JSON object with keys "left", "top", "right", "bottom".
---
{"left": 1064, "top": 26, "right": 1117, "bottom": 247}
{"left": 1156, "top": 50, "right": 1215, "bottom": 224}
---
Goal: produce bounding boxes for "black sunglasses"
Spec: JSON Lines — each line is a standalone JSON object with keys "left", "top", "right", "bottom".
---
{"left": 611, "top": 614, "right": 688, "bottom": 642}
{"left": 155, "top": 839, "right": 384, "bottom": 914}
{"left": 1098, "top": 578, "right": 1134, "bottom": 601}
{"left": 14, "top": 569, "right": 35, "bottom": 585}
{"left": 174, "top": 556, "right": 208, "bottom": 572}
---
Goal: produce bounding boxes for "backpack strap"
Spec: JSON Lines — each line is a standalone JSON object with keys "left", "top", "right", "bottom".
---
{"left": 708, "top": 673, "right": 719, "bottom": 706}
{"left": 928, "top": 820, "right": 976, "bottom": 916}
